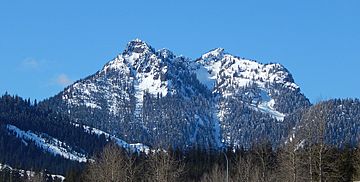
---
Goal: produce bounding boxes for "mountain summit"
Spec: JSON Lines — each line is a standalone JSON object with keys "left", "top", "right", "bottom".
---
{"left": 45, "top": 40, "right": 310, "bottom": 148}
{"left": 124, "top": 38, "right": 155, "bottom": 54}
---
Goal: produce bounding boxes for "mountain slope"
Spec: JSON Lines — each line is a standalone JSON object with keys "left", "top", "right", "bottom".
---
{"left": 6, "top": 124, "right": 87, "bottom": 163}
{"left": 287, "top": 98, "right": 360, "bottom": 148}
{"left": 0, "top": 94, "right": 150, "bottom": 175}
{"left": 44, "top": 39, "right": 217, "bottom": 149}
{"left": 194, "top": 48, "right": 309, "bottom": 117}
{"left": 192, "top": 48, "right": 310, "bottom": 147}
{"left": 43, "top": 39, "right": 310, "bottom": 149}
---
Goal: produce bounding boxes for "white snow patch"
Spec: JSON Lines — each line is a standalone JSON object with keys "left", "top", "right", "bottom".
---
{"left": 129, "top": 143, "right": 151, "bottom": 154}
{"left": 195, "top": 66, "right": 215, "bottom": 89}
{"left": 195, "top": 51, "right": 299, "bottom": 96}
{"left": 85, "top": 102, "right": 101, "bottom": 109}
{"left": 6, "top": 125, "right": 87, "bottom": 162}
{"left": 213, "top": 108, "right": 223, "bottom": 148}
{"left": 196, "top": 51, "right": 289, "bottom": 121}
{"left": 76, "top": 123, "right": 151, "bottom": 154}
{"left": 123, "top": 51, "right": 170, "bottom": 118}
{"left": 0, "top": 163, "right": 65, "bottom": 181}
{"left": 50, "top": 175, "right": 66, "bottom": 181}
{"left": 216, "top": 102, "right": 228, "bottom": 146}
{"left": 250, "top": 90, "right": 285, "bottom": 121}
{"left": 257, "top": 99, "right": 285, "bottom": 121}
{"left": 201, "top": 48, "right": 224, "bottom": 60}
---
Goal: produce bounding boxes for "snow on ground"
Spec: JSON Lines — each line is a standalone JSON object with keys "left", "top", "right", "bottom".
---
{"left": 77, "top": 123, "right": 151, "bottom": 154}
{"left": 201, "top": 48, "right": 224, "bottom": 60}
{"left": 63, "top": 82, "right": 102, "bottom": 110}
{"left": 129, "top": 143, "right": 151, "bottom": 154}
{"left": 133, "top": 77, "right": 143, "bottom": 117}
{"left": 138, "top": 68, "right": 168, "bottom": 97}
{"left": 85, "top": 102, "right": 101, "bottom": 109}
{"left": 217, "top": 102, "right": 231, "bottom": 145}
{"left": 123, "top": 48, "right": 170, "bottom": 118}
{"left": 132, "top": 72, "right": 169, "bottom": 118}
{"left": 252, "top": 89, "right": 285, "bottom": 121}
{"left": 196, "top": 50, "right": 290, "bottom": 121}
{"left": 195, "top": 66, "right": 216, "bottom": 90}
{"left": 255, "top": 100, "right": 285, "bottom": 121}
{"left": 50, "top": 175, "right": 66, "bottom": 181}
{"left": 196, "top": 49, "right": 299, "bottom": 95}
{"left": 0, "top": 163, "right": 65, "bottom": 181}
{"left": 6, "top": 125, "right": 87, "bottom": 162}
{"left": 212, "top": 107, "right": 224, "bottom": 148}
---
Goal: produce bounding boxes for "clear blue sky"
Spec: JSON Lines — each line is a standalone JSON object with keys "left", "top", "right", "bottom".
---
{"left": 0, "top": 0, "right": 359, "bottom": 102}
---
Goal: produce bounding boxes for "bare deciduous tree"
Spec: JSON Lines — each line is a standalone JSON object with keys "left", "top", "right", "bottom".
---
{"left": 200, "top": 163, "right": 227, "bottom": 182}
{"left": 84, "top": 143, "right": 137, "bottom": 182}
{"left": 147, "top": 150, "right": 185, "bottom": 182}
{"left": 251, "top": 141, "right": 275, "bottom": 182}
{"left": 277, "top": 139, "right": 301, "bottom": 182}
{"left": 232, "top": 152, "right": 252, "bottom": 182}
{"left": 299, "top": 103, "right": 342, "bottom": 182}
{"left": 354, "top": 145, "right": 360, "bottom": 181}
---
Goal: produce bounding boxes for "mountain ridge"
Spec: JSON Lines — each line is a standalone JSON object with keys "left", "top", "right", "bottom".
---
{"left": 43, "top": 39, "right": 310, "bottom": 149}
{"left": 1, "top": 40, "right": 359, "bottom": 179}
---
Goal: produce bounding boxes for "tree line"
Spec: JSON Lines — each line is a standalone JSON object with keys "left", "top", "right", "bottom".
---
{"left": 65, "top": 101, "right": 360, "bottom": 182}
{"left": 1, "top": 93, "right": 360, "bottom": 181}
{"left": 63, "top": 140, "right": 360, "bottom": 182}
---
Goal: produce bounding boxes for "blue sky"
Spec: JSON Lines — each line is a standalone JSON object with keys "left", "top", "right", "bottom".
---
{"left": 0, "top": 0, "right": 359, "bottom": 102}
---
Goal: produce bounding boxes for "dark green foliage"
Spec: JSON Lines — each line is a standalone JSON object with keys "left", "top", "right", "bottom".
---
{"left": 0, "top": 94, "right": 359, "bottom": 181}
{"left": 287, "top": 98, "right": 360, "bottom": 148}
{"left": 0, "top": 93, "right": 108, "bottom": 175}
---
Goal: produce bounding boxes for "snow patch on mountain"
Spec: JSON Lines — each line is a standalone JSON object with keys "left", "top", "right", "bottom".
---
{"left": 63, "top": 39, "right": 173, "bottom": 117}
{"left": 195, "top": 65, "right": 216, "bottom": 89}
{"left": 252, "top": 90, "right": 285, "bottom": 120}
{"left": 212, "top": 106, "right": 223, "bottom": 148}
{"left": 73, "top": 123, "right": 151, "bottom": 154}
{"left": 6, "top": 125, "right": 87, "bottom": 162}
{"left": 53, "top": 39, "right": 309, "bottom": 149}
{"left": 195, "top": 49, "right": 299, "bottom": 95}
{"left": 201, "top": 48, "right": 225, "bottom": 61}
{"left": 194, "top": 49, "right": 298, "bottom": 121}
{"left": 257, "top": 100, "right": 285, "bottom": 121}
{"left": 129, "top": 143, "right": 151, "bottom": 154}
{"left": 122, "top": 40, "right": 170, "bottom": 116}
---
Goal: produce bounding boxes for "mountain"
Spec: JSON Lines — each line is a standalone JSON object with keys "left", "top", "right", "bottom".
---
{"left": 1, "top": 39, "right": 359, "bottom": 179}
{"left": 42, "top": 39, "right": 310, "bottom": 149}
{"left": 192, "top": 47, "right": 310, "bottom": 147}
{"left": 286, "top": 98, "right": 360, "bottom": 148}
{"left": 0, "top": 94, "right": 149, "bottom": 175}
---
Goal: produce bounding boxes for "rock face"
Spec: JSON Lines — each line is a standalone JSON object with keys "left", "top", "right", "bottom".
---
{"left": 44, "top": 39, "right": 310, "bottom": 149}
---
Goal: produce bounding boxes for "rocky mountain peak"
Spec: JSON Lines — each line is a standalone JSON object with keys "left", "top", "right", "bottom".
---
{"left": 124, "top": 38, "right": 155, "bottom": 55}
{"left": 157, "top": 48, "right": 175, "bottom": 60}
{"left": 51, "top": 39, "right": 310, "bottom": 149}
{"left": 201, "top": 48, "right": 225, "bottom": 61}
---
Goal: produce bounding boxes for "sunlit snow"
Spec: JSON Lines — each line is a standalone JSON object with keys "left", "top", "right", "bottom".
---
{"left": 6, "top": 125, "right": 87, "bottom": 162}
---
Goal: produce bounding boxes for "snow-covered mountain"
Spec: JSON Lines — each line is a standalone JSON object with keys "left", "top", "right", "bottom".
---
{"left": 44, "top": 39, "right": 310, "bottom": 149}
{"left": 192, "top": 48, "right": 310, "bottom": 146}
{"left": 194, "top": 48, "right": 301, "bottom": 119}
